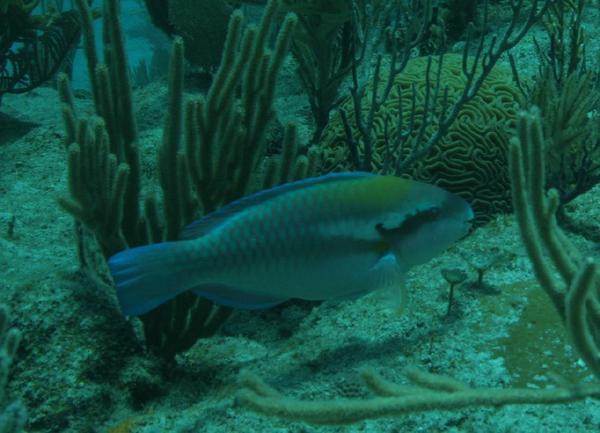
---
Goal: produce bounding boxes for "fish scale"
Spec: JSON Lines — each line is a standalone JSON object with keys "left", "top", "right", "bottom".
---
{"left": 109, "top": 172, "right": 473, "bottom": 315}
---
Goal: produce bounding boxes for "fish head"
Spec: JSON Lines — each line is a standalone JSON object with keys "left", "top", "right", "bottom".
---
{"left": 374, "top": 178, "right": 474, "bottom": 268}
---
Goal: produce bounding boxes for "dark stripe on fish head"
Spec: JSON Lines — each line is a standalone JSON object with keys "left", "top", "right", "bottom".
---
{"left": 375, "top": 206, "right": 442, "bottom": 239}
{"left": 375, "top": 188, "right": 473, "bottom": 268}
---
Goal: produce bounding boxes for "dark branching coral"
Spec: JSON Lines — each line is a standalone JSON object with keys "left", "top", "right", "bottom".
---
{"left": 283, "top": 0, "right": 358, "bottom": 143}
{"left": 523, "top": 0, "right": 600, "bottom": 206}
{"left": 439, "top": 0, "right": 478, "bottom": 43}
{"left": 0, "top": 0, "right": 80, "bottom": 97}
{"left": 325, "top": 0, "right": 554, "bottom": 225}
{"left": 321, "top": 55, "right": 522, "bottom": 225}
{"left": 533, "top": 71, "right": 599, "bottom": 205}
{"left": 385, "top": 0, "right": 478, "bottom": 55}
{"left": 539, "top": 0, "right": 586, "bottom": 86}
{"left": 230, "top": 0, "right": 368, "bottom": 143}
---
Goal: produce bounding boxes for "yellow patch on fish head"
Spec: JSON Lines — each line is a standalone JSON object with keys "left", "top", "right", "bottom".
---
{"left": 349, "top": 175, "right": 414, "bottom": 212}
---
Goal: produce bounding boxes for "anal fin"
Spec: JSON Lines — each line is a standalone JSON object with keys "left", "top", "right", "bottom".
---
{"left": 190, "top": 284, "right": 287, "bottom": 310}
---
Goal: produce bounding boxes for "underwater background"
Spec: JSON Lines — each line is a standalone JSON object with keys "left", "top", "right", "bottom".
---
{"left": 1, "top": 0, "right": 600, "bottom": 432}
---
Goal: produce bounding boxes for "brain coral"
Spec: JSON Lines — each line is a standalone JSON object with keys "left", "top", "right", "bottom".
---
{"left": 319, "top": 54, "right": 523, "bottom": 225}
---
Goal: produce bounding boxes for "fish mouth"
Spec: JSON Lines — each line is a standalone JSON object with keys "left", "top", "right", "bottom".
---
{"left": 458, "top": 217, "right": 476, "bottom": 240}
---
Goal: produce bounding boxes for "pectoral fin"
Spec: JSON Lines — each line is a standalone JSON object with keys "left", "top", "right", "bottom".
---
{"left": 369, "top": 252, "right": 408, "bottom": 314}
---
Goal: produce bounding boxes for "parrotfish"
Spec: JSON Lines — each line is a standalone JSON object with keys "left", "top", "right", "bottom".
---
{"left": 108, "top": 172, "right": 473, "bottom": 316}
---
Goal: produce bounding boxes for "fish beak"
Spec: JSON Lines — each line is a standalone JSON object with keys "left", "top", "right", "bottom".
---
{"left": 459, "top": 217, "right": 476, "bottom": 240}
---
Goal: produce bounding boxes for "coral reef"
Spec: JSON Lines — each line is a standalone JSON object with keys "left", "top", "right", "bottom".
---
{"left": 0, "top": 0, "right": 599, "bottom": 432}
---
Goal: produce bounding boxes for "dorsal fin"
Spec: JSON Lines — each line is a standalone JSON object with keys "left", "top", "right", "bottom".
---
{"left": 180, "top": 172, "right": 374, "bottom": 240}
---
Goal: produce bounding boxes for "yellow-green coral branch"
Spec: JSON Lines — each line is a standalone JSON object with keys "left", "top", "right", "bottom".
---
{"left": 509, "top": 107, "right": 599, "bottom": 378}
{"left": 237, "top": 369, "right": 600, "bottom": 425}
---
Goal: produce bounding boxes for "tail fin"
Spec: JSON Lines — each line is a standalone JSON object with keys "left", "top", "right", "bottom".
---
{"left": 108, "top": 241, "right": 196, "bottom": 316}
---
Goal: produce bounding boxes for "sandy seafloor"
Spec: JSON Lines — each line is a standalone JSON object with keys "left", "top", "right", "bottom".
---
{"left": 1, "top": 3, "right": 600, "bottom": 433}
